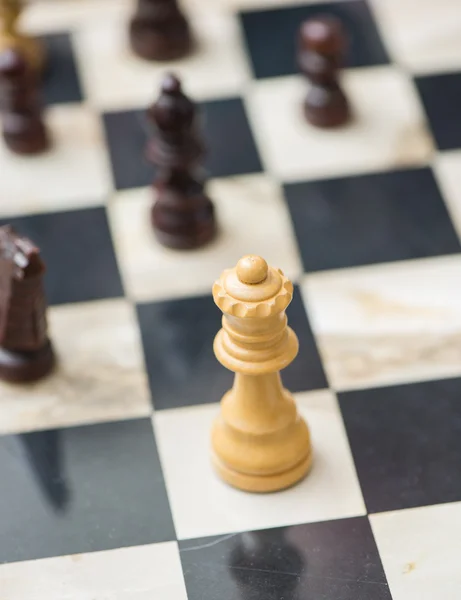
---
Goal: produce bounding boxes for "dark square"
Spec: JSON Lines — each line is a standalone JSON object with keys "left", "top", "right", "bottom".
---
{"left": 41, "top": 33, "right": 83, "bottom": 105}
{"left": 180, "top": 518, "right": 391, "bottom": 600}
{"left": 239, "top": 0, "right": 390, "bottom": 79}
{"left": 136, "top": 294, "right": 233, "bottom": 410}
{"left": 103, "top": 97, "right": 262, "bottom": 191}
{"left": 283, "top": 285, "right": 327, "bottom": 393}
{"left": 340, "top": 378, "right": 461, "bottom": 513}
{"left": 415, "top": 71, "right": 461, "bottom": 150}
{"left": 137, "top": 286, "right": 326, "bottom": 411}
{"left": 0, "top": 208, "right": 124, "bottom": 305}
{"left": 201, "top": 97, "right": 263, "bottom": 178}
{"left": 0, "top": 419, "right": 175, "bottom": 564}
{"left": 103, "top": 109, "right": 151, "bottom": 191}
{"left": 284, "top": 167, "right": 461, "bottom": 272}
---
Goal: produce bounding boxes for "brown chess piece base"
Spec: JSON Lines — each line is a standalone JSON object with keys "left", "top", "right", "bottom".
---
{"left": 3, "top": 116, "right": 50, "bottom": 155}
{"left": 129, "top": 20, "right": 192, "bottom": 61}
{"left": 0, "top": 339, "right": 55, "bottom": 383}
{"left": 304, "top": 84, "right": 350, "bottom": 128}
{"left": 152, "top": 187, "right": 216, "bottom": 250}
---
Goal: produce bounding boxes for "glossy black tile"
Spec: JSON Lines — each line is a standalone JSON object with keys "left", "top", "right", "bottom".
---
{"left": 0, "top": 419, "right": 175, "bottom": 564}
{"left": 136, "top": 294, "right": 233, "bottom": 410}
{"left": 239, "top": 0, "right": 390, "bottom": 79}
{"left": 283, "top": 285, "right": 327, "bottom": 393}
{"left": 180, "top": 518, "right": 391, "bottom": 600}
{"left": 0, "top": 207, "right": 124, "bottom": 305}
{"left": 284, "top": 167, "right": 461, "bottom": 272}
{"left": 415, "top": 71, "right": 461, "bottom": 150}
{"left": 340, "top": 378, "right": 461, "bottom": 513}
{"left": 201, "top": 97, "right": 262, "bottom": 178}
{"left": 41, "top": 32, "right": 83, "bottom": 105}
{"left": 137, "top": 286, "right": 326, "bottom": 411}
{"left": 103, "top": 98, "right": 262, "bottom": 190}
{"left": 103, "top": 109, "right": 153, "bottom": 191}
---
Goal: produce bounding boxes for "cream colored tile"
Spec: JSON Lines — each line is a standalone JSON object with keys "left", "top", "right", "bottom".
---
{"left": 370, "top": 503, "right": 461, "bottom": 600}
{"left": 0, "top": 542, "right": 188, "bottom": 600}
{"left": 75, "top": 6, "right": 252, "bottom": 110}
{"left": 245, "top": 68, "right": 433, "bottom": 182}
{"left": 191, "top": 0, "right": 341, "bottom": 8}
{"left": 108, "top": 175, "right": 302, "bottom": 302}
{"left": 302, "top": 255, "right": 461, "bottom": 392}
{"left": 154, "top": 390, "right": 365, "bottom": 540}
{"left": 22, "top": 0, "right": 129, "bottom": 34}
{"left": 0, "top": 299, "right": 151, "bottom": 435}
{"left": 0, "top": 105, "right": 111, "bottom": 217}
{"left": 434, "top": 150, "right": 461, "bottom": 241}
{"left": 371, "top": 0, "right": 461, "bottom": 73}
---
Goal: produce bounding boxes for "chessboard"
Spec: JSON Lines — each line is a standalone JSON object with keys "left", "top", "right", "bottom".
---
{"left": 0, "top": 0, "right": 461, "bottom": 598}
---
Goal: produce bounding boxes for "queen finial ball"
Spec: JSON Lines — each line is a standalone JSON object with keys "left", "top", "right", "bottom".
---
{"left": 236, "top": 255, "right": 268, "bottom": 285}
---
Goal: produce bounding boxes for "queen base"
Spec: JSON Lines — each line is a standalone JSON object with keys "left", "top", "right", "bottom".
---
{"left": 211, "top": 447, "right": 312, "bottom": 493}
{"left": 211, "top": 384, "right": 313, "bottom": 493}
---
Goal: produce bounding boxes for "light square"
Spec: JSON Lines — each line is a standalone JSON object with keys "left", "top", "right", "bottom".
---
{"left": 108, "top": 174, "right": 303, "bottom": 302}
{"left": 245, "top": 68, "right": 433, "bottom": 182}
{"left": 371, "top": 0, "right": 461, "bottom": 74}
{"left": 74, "top": 5, "right": 252, "bottom": 111}
{"left": 302, "top": 255, "right": 461, "bottom": 392}
{"left": 22, "top": 0, "right": 128, "bottom": 34}
{"left": 0, "top": 542, "right": 188, "bottom": 600}
{"left": 370, "top": 502, "right": 461, "bottom": 600}
{"left": 206, "top": 0, "right": 340, "bottom": 8}
{"left": 0, "top": 105, "right": 112, "bottom": 217}
{"left": 0, "top": 298, "right": 151, "bottom": 435}
{"left": 434, "top": 149, "right": 461, "bottom": 241}
{"left": 154, "top": 389, "right": 366, "bottom": 540}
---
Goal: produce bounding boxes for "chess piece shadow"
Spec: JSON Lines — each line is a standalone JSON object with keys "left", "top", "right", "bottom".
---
{"left": 229, "top": 529, "right": 304, "bottom": 600}
{"left": 19, "top": 429, "right": 70, "bottom": 512}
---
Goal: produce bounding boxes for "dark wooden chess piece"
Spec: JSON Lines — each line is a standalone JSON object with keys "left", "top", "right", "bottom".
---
{"left": 298, "top": 16, "right": 350, "bottom": 128}
{"left": 0, "top": 226, "right": 55, "bottom": 383}
{"left": 0, "top": 47, "right": 49, "bottom": 154}
{"left": 147, "top": 73, "right": 216, "bottom": 250}
{"left": 130, "top": 0, "right": 193, "bottom": 62}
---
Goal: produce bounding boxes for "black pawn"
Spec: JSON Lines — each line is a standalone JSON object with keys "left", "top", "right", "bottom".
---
{"left": 147, "top": 73, "right": 216, "bottom": 250}
{"left": 298, "top": 16, "right": 350, "bottom": 128}
{"left": 130, "top": 0, "right": 193, "bottom": 62}
{"left": 0, "top": 48, "right": 49, "bottom": 155}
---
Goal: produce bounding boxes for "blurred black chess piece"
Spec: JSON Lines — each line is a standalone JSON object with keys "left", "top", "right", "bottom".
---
{"left": 130, "top": 0, "right": 193, "bottom": 61}
{"left": 298, "top": 16, "right": 350, "bottom": 128}
{"left": 0, "top": 47, "right": 50, "bottom": 155}
{"left": 147, "top": 73, "right": 216, "bottom": 249}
